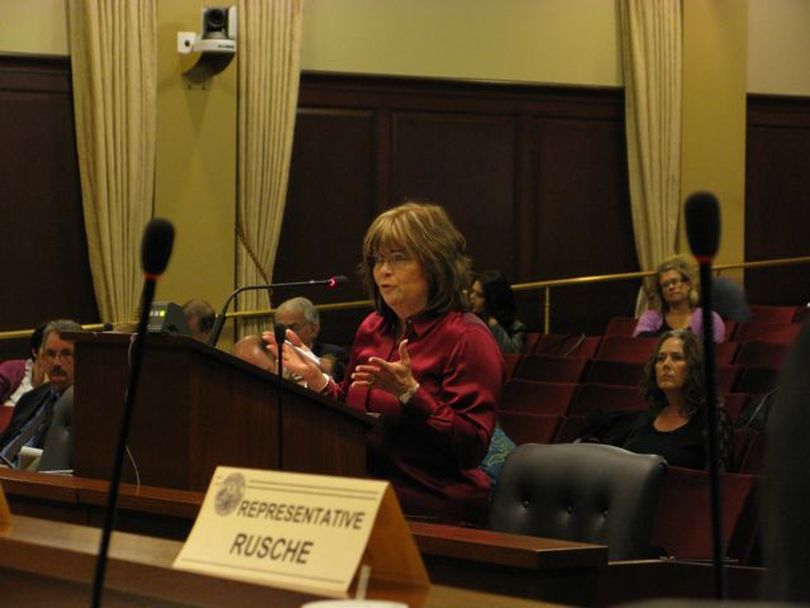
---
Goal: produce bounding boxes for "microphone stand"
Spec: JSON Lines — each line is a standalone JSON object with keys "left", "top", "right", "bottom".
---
{"left": 698, "top": 260, "right": 727, "bottom": 600}
{"left": 274, "top": 323, "right": 287, "bottom": 470}
{"left": 90, "top": 279, "right": 158, "bottom": 608}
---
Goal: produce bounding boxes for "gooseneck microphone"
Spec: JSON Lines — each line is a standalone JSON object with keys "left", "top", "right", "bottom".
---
{"left": 685, "top": 191, "right": 726, "bottom": 600}
{"left": 207, "top": 275, "right": 348, "bottom": 347}
{"left": 91, "top": 219, "right": 175, "bottom": 608}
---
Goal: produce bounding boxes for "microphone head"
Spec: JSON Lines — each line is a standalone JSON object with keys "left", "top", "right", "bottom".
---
{"left": 327, "top": 275, "right": 349, "bottom": 288}
{"left": 685, "top": 191, "right": 721, "bottom": 261}
{"left": 141, "top": 218, "right": 175, "bottom": 276}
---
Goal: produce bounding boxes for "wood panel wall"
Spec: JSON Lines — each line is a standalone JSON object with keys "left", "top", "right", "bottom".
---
{"left": 274, "top": 74, "right": 639, "bottom": 345}
{"left": 746, "top": 95, "right": 810, "bottom": 306}
{"left": 0, "top": 56, "right": 97, "bottom": 359}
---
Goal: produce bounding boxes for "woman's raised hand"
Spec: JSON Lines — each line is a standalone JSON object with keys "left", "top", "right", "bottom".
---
{"left": 351, "top": 339, "right": 417, "bottom": 397}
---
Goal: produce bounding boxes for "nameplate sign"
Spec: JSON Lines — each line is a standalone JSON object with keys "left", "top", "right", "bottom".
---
{"left": 173, "top": 467, "right": 428, "bottom": 597}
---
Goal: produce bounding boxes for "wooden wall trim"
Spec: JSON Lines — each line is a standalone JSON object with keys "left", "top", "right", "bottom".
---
{"left": 299, "top": 71, "right": 624, "bottom": 118}
{"left": 748, "top": 93, "right": 810, "bottom": 127}
{"left": 0, "top": 54, "right": 71, "bottom": 92}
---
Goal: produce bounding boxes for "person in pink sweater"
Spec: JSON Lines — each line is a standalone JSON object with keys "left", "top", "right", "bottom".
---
{"left": 633, "top": 256, "right": 725, "bottom": 343}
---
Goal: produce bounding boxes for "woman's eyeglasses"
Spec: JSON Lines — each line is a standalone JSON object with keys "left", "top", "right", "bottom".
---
{"left": 369, "top": 252, "right": 412, "bottom": 268}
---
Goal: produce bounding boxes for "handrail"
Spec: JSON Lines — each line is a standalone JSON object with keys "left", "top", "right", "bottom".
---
{"left": 0, "top": 323, "right": 109, "bottom": 342}
{"left": 1, "top": 255, "right": 808, "bottom": 342}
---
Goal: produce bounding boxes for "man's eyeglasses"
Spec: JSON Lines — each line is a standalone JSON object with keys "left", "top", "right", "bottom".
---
{"left": 43, "top": 349, "right": 74, "bottom": 361}
{"left": 369, "top": 252, "right": 412, "bottom": 268}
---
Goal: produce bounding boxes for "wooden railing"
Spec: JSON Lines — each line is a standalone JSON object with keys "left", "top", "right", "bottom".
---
{"left": 1, "top": 255, "right": 808, "bottom": 342}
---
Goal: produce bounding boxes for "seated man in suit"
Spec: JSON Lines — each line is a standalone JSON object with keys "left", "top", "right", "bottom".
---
{"left": 274, "top": 297, "right": 348, "bottom": 382}
{"left": 0, "top": 319, "right": 82, "bottom": 468}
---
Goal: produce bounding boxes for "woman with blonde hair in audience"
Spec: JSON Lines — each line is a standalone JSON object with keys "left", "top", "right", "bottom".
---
{"left": 633, "top": 256, "right": 725, "bottom": 343}
{"left": 265, "top": 202, "right": 503, "bottom": 524}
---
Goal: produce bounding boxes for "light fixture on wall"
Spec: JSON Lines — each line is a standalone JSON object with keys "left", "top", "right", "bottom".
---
{"left": 177, "top": 6, "right": 237, "bottom": 83}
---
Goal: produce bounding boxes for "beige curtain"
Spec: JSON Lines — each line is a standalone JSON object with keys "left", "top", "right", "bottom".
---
{"left": 619, "top": 0, "right": 682, "bottom": 314}
{"left": 236, "top": 0, "right": 303, "bottom": 338}
{"left": 68, "top": 0, "right": 157, "bottom": 322}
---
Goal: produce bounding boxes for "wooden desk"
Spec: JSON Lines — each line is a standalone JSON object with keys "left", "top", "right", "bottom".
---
{"left": 0, "top": 470, "right": 606, "bottom": 605}
{"left": 0, "top": 470, "right": 765, "bottom": 606}
{"left": 0, "top": 515, "right": 566, "bottom": 608}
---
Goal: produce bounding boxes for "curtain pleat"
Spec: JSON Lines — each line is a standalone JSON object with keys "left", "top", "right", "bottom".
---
{"left": 68, "top": 0, "right": 157, "bottom": 322}
{"left": 236, "top": 0, "right": 303, "bottom": 338}
{"left": 619, "top": 0, "right": 683, "bottom": 314}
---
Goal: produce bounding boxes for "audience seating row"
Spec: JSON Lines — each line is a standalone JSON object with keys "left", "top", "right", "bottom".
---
{"left": 651, "top": 466, "right": 761, "bottom": 563}
{"left": 516, "top": 334, "right": 793, "bottom": 367}
{"left": 498, "top": 408, "right": 765, "bottom": 476}
{"left": 749, "top": 303, "right": 807, "bottom": 323}
{"left": 491, "top": 442, "right": 761, "bottom": 563}
{"left": 499, "top": 379, "right": 755, "bottom": 424}
{"left": 602, "top": 304, "right": 806, "bottom": 341}
{"left": 506, "top": 356, "right": 781, "bottom": 395}
{"left": 605, "top": 316, "right": 803, "bottom": 343}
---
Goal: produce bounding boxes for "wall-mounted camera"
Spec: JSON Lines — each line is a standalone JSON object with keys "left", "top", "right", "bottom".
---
{"left": 197, "top": 6, "right": 237, "bottom": 51}
{"left": 177, "top": 6, "right": 237, "bottom": 82}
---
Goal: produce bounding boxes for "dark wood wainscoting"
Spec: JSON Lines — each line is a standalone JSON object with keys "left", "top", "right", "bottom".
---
{"left": 274, "top": 73, "right": 639, "bottom": 344}
{"left": 0, "top": 55, "right": 98, "bottom": 359}
{"left": 746, "top": 94, "right": 810, "bottom": 306}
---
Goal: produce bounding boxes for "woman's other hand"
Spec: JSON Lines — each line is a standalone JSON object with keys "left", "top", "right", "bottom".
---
{"left": 352, "top": 339, "right": 418, "bottom": 397}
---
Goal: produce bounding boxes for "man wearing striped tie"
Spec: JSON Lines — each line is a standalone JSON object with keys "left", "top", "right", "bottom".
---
{"left": 0, "top": 319, "right": 82, "bottom": 468}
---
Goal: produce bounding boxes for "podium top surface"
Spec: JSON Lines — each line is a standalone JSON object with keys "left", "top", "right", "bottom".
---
{"left": 63, "top": 330, "right": 373, "bottom": 428}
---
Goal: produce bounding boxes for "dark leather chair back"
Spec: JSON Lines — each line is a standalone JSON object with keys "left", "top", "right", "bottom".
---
{"left": 37, "top": 386, "right": 73, "bottom": 471}
{"left": 489, "top": 442, "right": 667, "bottom": 560}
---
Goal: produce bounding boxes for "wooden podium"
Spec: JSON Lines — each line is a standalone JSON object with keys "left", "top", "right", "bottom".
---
{"left": 67, "top": 332, "right": 373, "bottom": 491}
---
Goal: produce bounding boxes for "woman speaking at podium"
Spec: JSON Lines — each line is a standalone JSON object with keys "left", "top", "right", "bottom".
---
{"left": 266, "top": 202, "right": 504, "bottom": 524}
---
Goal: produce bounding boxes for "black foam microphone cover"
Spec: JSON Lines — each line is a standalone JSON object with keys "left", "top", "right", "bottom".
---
{"left": 141, "top": 218, "right": 175, "bottom": 276}
{"left": 685, "top": 191, "right": 721, "bottom": 260}
{"left": 328, "top": 275, "right": 349, "bottom": 288}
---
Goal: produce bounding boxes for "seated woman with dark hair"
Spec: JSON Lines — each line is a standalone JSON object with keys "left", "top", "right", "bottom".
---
{"left": 470, "top": 270, "right": 526, "bottom": 354}
{"left": 579, "top": 329, "right": 733, "bottom": 470}
{"left": 623, "top": 329, "right": 733, "bottom": 470}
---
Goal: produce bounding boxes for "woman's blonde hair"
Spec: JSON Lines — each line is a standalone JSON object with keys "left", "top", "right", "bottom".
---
{"left": 359, "top": 202, "right": 471, "bottom": 323}
{"left": 653, "top": 255, "right": 700, "bottom": 311}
